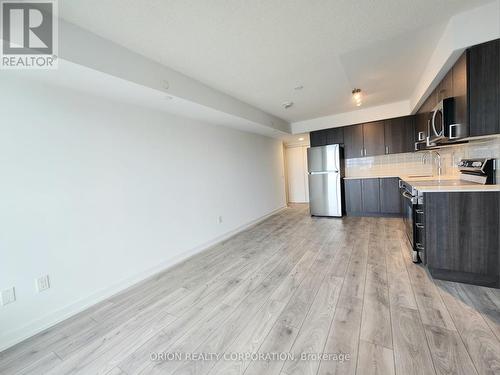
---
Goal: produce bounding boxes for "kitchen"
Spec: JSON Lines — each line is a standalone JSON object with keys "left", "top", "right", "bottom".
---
{"left": 302, "top": 38, "right": 500, "bottom": 288}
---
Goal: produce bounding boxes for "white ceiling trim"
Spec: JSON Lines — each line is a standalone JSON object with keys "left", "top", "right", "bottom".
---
{"left": 291, "top": 100, "right": 410, "bottom": 134}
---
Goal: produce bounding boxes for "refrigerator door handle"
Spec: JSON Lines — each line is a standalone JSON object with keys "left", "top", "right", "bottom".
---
{"left": 309, "top": 171, "right": 339, "bottom": 175}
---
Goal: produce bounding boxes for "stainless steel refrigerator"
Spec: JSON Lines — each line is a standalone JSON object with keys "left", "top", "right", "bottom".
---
{"left": 307, "top": 144, "right": 344, "bottom": 217}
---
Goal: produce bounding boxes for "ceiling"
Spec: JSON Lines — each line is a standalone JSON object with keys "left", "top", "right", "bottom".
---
{"left": 59, "top": 0, "right": 490, "bottom": 123}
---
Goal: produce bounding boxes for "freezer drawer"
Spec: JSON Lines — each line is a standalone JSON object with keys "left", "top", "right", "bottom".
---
{"left": 308, "top": 172, "right": 342, "bottom": 217}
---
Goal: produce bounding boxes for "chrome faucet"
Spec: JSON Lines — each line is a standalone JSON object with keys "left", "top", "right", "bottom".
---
{"left": 422, "top": 150, "right": 442, "bottom": 176}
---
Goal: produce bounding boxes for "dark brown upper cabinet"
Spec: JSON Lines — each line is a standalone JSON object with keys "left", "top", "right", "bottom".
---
{"left": 453, "top": 52, "right": 468, "bottom": 129}
{"left": 362, "top": 121, "right": 385, "bottom": 157}
{"left": 468, "top": 39, "right": 500, "bottom": 137}
{"left": 384, "top": 116, "right": 415, "bottom": 154}
{"left": 309, "top": 129, "right": 328, "bottom": 147}
{"left": 310, "top": 127, "right": 344, "bottom": 147}
{"left": 326, "top": 127, "right": 344, "bottom": 145}
{"left": 437, "top": 69, "right": 453, "bottom": 102}
{"left": 415, "top": 112, "right": 429, "bottom": 144}
{"left": 343, "top": 124, "right": 364, "bottom": 159}
{"left": 415, "top": 39, "right": 500, "bottom": 140}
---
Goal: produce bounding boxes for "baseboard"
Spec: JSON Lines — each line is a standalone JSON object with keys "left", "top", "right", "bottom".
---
{"left": 0, "top": 205, "right": 287, "bottom": 352}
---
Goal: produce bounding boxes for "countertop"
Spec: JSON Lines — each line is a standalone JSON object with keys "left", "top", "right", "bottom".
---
{"left": 343, "top": 174, "right": 500, "bottom": 192}
{"left": 404, "top": 179, "right": 500, "bottom": 192}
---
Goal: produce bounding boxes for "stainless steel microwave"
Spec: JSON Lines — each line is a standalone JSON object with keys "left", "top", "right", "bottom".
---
{"left": 426, "top": 97, "right": 467, "bottom": 146}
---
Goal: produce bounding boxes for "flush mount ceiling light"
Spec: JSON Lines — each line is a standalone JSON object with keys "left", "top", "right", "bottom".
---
{"left": 352, "top": 88, "right": 362, "bottom": 107}
{"left": 298, "top": 137, "right": 304, "bottom": 141}
{"left": 282, "top": 101, "right": 294, "bottom": 109}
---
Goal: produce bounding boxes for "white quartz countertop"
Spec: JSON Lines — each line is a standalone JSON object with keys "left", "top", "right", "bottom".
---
{"left": 404, "top": 180, "right": 500, "bottom": 192}
{"left": 343, "top": 175, "right": 500, "bottom": 192}
{"left": 343, "top": 174, "right": 442, "bottom": 180}
{"left": 343, "top": 175, "right": 402, "bottom": 180}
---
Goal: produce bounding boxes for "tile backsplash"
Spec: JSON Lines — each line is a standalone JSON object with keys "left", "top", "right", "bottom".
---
{"left": 345, "top": 136, "right": 500, "bottom": 183}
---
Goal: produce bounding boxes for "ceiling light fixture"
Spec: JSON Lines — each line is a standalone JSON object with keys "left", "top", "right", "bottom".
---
{"left": 352, "top": 88, "right": 362, "bottom": 106}
{"left": 282, "top": 101, "right": 294, "bottom": 109}
{"left": 298, "top": 137, "right": 304, "bottom": 141}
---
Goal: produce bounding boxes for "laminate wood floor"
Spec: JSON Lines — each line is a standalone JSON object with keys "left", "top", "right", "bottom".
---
{"left": 2, "top": 204, "right": 500, "bottom": 375}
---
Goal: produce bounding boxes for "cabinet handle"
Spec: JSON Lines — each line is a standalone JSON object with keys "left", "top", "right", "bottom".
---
{"left": 416, "top": 223, "right": 424, "bottom": 229}
{"left": 364, "top": 148, "right": 367, "bottom": 156}
{"left": 360, "top": 148, "right": 364, "bottom": 156}
{"left": 416, "top": 209, "right": 424, "bottom": 214}
{"left": 385, "top": 146, "right": 389, "bottom": 154}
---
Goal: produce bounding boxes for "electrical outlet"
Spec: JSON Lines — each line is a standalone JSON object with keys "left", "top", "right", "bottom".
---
{"left": 1, "top": 287, "right": 16, "bottom": 306}
{"left": 36, "top": 275, "right": 50, "bottom": 292}
{"left": 217, "top": 216, "right": 223, "bottom": 224}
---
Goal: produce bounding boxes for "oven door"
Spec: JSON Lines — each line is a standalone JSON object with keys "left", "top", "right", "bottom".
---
{"left": 401, "top": 188, "right": 422, "bottom": 263}
{"left": 401, "top": 189, "right": 415, "bottom": 248}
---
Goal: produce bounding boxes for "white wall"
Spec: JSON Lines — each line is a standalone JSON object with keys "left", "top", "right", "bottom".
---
{"left": 285, "top": 146, "right": 309, "bottom": 203}
{"left": 0, "top": 76, "right": 286, "bottom": 350}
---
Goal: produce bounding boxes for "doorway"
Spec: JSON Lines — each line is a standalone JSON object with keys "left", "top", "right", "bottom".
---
{"left": 285, "top": 145, "right": 309, "bottom": 203}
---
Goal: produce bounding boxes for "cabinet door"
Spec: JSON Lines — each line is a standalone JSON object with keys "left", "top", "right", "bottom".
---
{"left": 343, "top": 124, "right": 364, "bottom": 159}
{"left": 468, "top": 40, "right": 500, "bottom": 137}
{"left": 453, "top": 52, "right": 468, "bottom": 132}
{"left": 415, "top": 112, "right": 428, "bottom": 144}
{"left": 425, "top": 192, "right": 500, "bottom": 286}
{"left": 384, "top": 118, "right": 402, "bottom": 154}
{"left": 403, "top": 116, "right": 416, "bottom": 152}
{"left": 326, "top": 127, "right": 344, "bottom": 145}
{"left": 385, "top": 117, "right": 414, "bottom": 154}
{"left": 437, "top": 70, "right": 453, "bottom": 101}
{"left": 309, "top": 130, "right": 327, "bottom": 147}
{"left": 427, "top": 90, "right": 438, "bottom": 111}
{"left": 379, "top": 178, "right": 401, "bottom": 214}
{"left": 344, "top": 179, "right": 362, "bottom": 214}
{"left": 363, "top": 121, "right": 385, "bottom": 157}
{"left": 361, "top": 178, "right": 380, "bottom": 213}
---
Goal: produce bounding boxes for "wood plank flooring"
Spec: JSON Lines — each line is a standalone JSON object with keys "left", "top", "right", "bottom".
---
{"left": 1, "top": 204, "right": 500, "bottom": 375}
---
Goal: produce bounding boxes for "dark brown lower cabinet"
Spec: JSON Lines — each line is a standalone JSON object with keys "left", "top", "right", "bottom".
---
{"left": 361, "top": 179, "right": 380, "bottom": 213}
{"left": 344, "top": 179, "right": 362, "bottom": 215}
{"left": 344, "top": 177, "right": 401, "bottom": 217}
{"left": 379, "top": 178, "right": 401, "bottom": 214}
{"left": 425, "top": 192, "right": 500, "bottom": 288}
